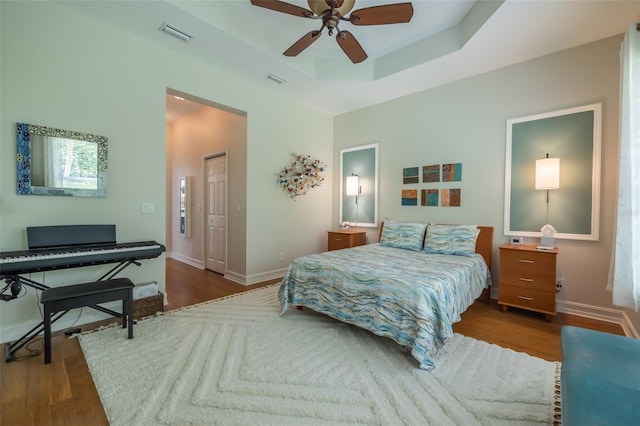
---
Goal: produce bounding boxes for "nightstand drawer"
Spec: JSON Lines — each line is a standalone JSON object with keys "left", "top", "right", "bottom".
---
{"left": 328, "top": 236, "right": 352, "bottom": 250}
{"left": 500, "top": 270, "right": 555, "bottom": 292}
{"left": 327, "top": 231, "right": 366, "bottom": 251}
{"left": 501, "top": 250, "right": 556, "bottom": 283}
{"left": 498, "top": 286, "right": 556, "bottom": 314}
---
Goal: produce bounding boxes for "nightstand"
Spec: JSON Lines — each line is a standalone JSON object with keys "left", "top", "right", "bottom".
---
{"left": 327, "top": 230, "right": 366, "bottom": 251}
{"left": 497, "top": 244, "right": 558, "bottom": 322}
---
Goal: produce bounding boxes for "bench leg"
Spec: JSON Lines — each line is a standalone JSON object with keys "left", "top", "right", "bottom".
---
{"left": 121, "top": 297, "right": 127, "bottom": 330}
{"left": 126, "top": 289, "right": 133, "bottom": 339}
{"left": 43, "top": 304, "right": 52, "bottom": 364}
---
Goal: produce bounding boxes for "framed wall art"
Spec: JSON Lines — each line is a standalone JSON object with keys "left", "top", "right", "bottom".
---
{"left": 340, "top": 143, "right": 379, "bottom": 227}
{"left": 504, "top": 103, "right": 601, "bottom": 240}
{"left": 422, "top": 164, "right": 440, "bottom": 183}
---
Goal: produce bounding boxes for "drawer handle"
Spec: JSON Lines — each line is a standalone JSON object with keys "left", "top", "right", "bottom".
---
{"left": 518, "top": 296, "right": 534, "bottom": 301}
{"left": 334, "top": 238, "right": 343, "bottom": 241}
{"left": 519, "top": 259, "right": 534, "bottom": 264}
{"left": 518, "top": 277, "right": 534, "bottom": 282}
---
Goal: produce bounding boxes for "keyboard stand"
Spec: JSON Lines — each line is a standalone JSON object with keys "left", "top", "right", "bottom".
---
{"left": 2, "top": 259, "right": 141, "bottom": 362}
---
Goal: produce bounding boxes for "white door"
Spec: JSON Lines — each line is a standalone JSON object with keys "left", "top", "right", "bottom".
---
{"left": 205, "top": 155, "right": 226, "bottom": 274}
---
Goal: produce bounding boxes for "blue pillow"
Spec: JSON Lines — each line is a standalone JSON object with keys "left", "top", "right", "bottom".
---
{"left": 423, "top": 224, "right": 479, "bottom": 256}
{"left": 379, "top": 219, "right": 427, "bottom": 251}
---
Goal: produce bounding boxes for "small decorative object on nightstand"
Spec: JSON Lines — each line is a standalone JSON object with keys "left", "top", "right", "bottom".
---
{"left": 498, "top": 243, "right": 558, "bottom": 322}
{"left": 327, "top": 230, "right": 366, "bottom": 251}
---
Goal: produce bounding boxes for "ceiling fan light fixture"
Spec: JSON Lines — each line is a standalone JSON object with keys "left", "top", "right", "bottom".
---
{"left": 160, "top": 23, "right": 192, "bottom": 42}
{"left": 267, "top": 73, "right": 287, "bottom": 84}
{"left": 307, "top": 0, "right": 355, "bottom": 16}
{"left": 252, "top": 0, "right": 413, "bottom": 64}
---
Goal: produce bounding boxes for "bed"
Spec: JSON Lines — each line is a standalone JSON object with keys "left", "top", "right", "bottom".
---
{"left": 278, "top": 221, "right": 494, "bottom": 370}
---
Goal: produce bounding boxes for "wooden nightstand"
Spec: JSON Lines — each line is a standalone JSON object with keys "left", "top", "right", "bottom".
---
{"left": 497, "top": 244, "right": 558, "bottom": 322}
{"left": 327, "top": 230, "right": 366, "bottom": 251}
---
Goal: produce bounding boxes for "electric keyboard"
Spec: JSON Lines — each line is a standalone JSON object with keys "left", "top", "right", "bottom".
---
{"left": 0, "top": 241, "right": 165, "bottom": 275}
{"left": 0, "top": 224, "right": 165, "bottom": 275}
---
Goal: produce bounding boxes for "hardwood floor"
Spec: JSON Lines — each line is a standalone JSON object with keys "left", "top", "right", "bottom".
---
{"left": 0, "top": 258, "right": 625, "bottom": 425}
{"left": 452, "top": 298, "right": 624, "bottom": 362}
{"left": 164, "top": 258, "right": 280, "bottom": 311}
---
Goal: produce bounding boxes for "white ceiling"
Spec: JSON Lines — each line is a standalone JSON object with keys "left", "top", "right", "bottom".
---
{"left": 59, "top": 0, "right": 640, "bottom": 117}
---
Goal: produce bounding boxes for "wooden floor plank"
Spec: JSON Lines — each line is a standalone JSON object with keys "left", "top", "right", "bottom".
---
{"left": 0, "top": 258, "right": 625, "bottom": 425}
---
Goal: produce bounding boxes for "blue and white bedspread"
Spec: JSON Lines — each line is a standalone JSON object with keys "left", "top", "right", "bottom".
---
{"left": 278, "top": 243, "right": 491, "bottom": 370}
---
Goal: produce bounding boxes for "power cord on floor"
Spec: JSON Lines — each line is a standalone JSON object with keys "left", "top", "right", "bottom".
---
{"left": 7, "top": 278, "right": 85, "bottom": 361}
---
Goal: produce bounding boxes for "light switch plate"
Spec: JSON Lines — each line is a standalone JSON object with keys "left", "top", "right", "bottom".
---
{"left": 142, "top": 202, "right": 155, "bottom": 214}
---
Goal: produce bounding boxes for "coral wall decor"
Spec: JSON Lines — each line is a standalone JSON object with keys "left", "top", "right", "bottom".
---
{"left": 278, "top": 153, "right": 327, "bottom": 199}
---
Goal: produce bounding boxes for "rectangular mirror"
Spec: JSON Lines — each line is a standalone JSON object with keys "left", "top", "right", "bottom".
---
{"left": 340, "top": 143, "right": 379, "bottom": 227}
{"left": 17, "top": 122, "right": 108, "bottom": 197}
{"left": 179, "top": 176, "right": 192, "bottom": 238}
{"left": 504, "top": 103, "right": 601, "bottom": 241}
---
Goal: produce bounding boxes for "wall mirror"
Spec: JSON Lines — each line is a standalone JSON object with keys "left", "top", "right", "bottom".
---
{"left": 340, "top": 143, "right": 379, "bottom": 227}
{"left": 179, "top": 176, "right": 192, "bottom": 238}
{"left": 17, "top": 122, "right": 108, "bottom": 197}
{"left": 504, "top": 103, "right": 601, "bottom": 241}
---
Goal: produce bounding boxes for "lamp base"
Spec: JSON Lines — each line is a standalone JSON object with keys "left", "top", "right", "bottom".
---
{"left": 540, "top": 236, "right": 555, "bottom": 248}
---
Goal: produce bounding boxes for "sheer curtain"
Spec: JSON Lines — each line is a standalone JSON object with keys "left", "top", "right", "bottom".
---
{"left": 609, "top": 23, "right": 640, "bottom": 311}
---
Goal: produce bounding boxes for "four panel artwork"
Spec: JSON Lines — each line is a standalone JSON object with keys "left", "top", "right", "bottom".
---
{"left": 402, "top": 163, "right": 462, "bottom": 207}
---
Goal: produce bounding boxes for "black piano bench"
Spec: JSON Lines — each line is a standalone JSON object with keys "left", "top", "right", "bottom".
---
{"left": 40, "top": 278, "right": 134, "bottom": 364}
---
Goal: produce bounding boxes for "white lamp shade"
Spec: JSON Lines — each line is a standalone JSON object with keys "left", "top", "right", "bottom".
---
{"left": 535, "top": 157, "right": 560, "bottom": 190}
{"left": 346, "top": 175, "right": 359, "bottom": 196}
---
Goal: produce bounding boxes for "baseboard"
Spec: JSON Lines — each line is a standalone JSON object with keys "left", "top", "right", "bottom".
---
{"left": 222, "top": 270, "right": 247, "bottom": 285}
{"left": 556, "top": 300, "right": 639, "bottom": 338}
{"left": 167, "top": 252, "right": 203, "bottom": 269}
{"left": 166, "top": 256, "right": 285, "bottom": 286}
{"left": 224, "top": 268, "right": 287, "bottom": 286}
{"left": 489, "top": 286, "right": 499, "bottom": 300}
{"left": 621, "top": 311, "right": 640, "bottom": 338}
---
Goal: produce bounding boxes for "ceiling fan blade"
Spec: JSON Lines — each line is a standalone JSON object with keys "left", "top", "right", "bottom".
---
{"left": 250, "top": 0, "right": 313, "bottom": 18}
{"left": 350, "top": 2, "right": 414, "bottom": 25}
{"left": 283, "top": 31, "right": 322, "bottom": 57}
{"left": 336, "top": 30, "right": 367, "bottom": 63}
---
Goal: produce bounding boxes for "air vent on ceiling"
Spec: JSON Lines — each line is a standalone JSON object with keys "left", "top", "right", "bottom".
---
{"left": 267, "top": 73, "right": 287, "bottom": 84}
{"left": 160, "top": 23, "right": 192, "bottom": 42}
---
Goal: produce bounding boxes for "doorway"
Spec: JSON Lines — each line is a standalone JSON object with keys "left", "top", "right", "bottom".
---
{"left": 205, "top": 153, "right": 227, "bottom": 274}
{"left": 166, "top": 88, "right": 248, "bottom": 294}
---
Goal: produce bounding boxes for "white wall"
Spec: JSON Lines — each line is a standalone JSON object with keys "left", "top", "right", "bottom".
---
{"left": 334, "top": 35, "right": 640, "bottom": 335}
{"left": 0, "top": 1, "right": 333, "bottom": 342}
{"left": 244, "top": 105, "right": 333, "bottom": 280}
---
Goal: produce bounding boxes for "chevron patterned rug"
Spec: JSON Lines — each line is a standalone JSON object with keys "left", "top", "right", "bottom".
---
{"left": 79, "top": 284, "right": 561, "bottom": 425}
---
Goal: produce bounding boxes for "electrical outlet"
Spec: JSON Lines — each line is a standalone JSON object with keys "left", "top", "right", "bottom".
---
{"left": 556, "top": 277, "right": 564, "bottom": 290}
{"left": 510, "top": 236, "right": 524, "bottom": 245}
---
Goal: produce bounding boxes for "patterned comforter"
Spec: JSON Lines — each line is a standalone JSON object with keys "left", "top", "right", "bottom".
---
{"left": 278, "top": 243, "right": 491, "bottom": 370}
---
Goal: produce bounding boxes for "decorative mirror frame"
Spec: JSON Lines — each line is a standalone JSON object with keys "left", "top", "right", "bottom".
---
{"left": 17, "top": 122, "right": 108, "bottom": 197}
{"left": 339, "top": 143, "right": 379, "bottom": 228}
{"left": 179, "top": 176, "right": 192, "bottom": 238}
{"left": 504, "top": 103, "right": 602, "bottom": 241}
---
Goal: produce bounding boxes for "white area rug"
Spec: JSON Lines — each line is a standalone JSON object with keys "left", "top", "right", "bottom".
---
{"left": 79, "top": 285, "right": 561, "bottom": 425}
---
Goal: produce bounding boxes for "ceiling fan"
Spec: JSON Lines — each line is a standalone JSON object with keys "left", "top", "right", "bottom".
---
{"left": 250, "top": 0, "right": 414, "bottom": 64}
